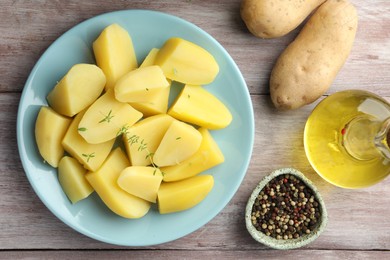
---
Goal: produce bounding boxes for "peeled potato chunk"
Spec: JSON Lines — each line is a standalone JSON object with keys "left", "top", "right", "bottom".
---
{"left": 47, "top": 63, "right": 106, "bottom": 117}
{"left": 78, "top": 90, "right": 143, "bottom": 144}
{"left": 85, "top": 148, "right": 151, "bottom": 219}
{"left": 114, "top": 65, "right": 170, "bottom": 103}
{"left": 58, "top": 156, "right": 94, "bottom": 204}
{"left": 168, "top": 85, "right": 232, "bottom": 129}
{"left": 162, "top": 128, "right": 224, "bottom": 182}
{"left": 93, "top": 23, "right": 138, "bottom": 90}
{"left": 128, "top": 49, "right": 171, "bottom": 116}
{"left": 158, "top": 175, "right": 214, "bottom": 214}
{"left": 117, "top": 166, "right": 163, "bottom": 203}
{"left": 62, "top": 110, "right": 115, "bottom": 172}
{"left": 154, "top": 37, "right": 219, "bottom": 85}
{"left": 123, "top": 114, "right": 175, "bottom": 166}
{"left": 153, "top": 120, "right": 202, "bottom": 167}
{"left": 35, "top": 106, "right": 71, "bottom": 168}
{"left": 129, "top": 84, "right": 171, "bottom": 117}
{"left": 139, "top": 48, "right": 160, "bottom": 68}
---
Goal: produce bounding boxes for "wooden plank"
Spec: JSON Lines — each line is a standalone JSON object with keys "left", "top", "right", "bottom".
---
{"left": 1, "top": 250, "right": 389, "bottom": 259}
{"left": 1, "top": 0, "right": 389, "bottom": 96}
{"left": 2, "top": 93, "right": 390, "bottom": 250}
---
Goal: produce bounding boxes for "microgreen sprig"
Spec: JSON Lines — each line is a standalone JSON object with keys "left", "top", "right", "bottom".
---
{"left": 116, "top": 125, "right": 129, "bottom": 137}
{"left": 124, "top": 132, "right": 164, "bottom": 176}
{"left": 99, "top": 109, "right": 114, "bottom": 123}
{"left": 138, "top": 139, "right": 148, "bottom": 152}
{"left": 82, "top": 152, "right": 95, "bottom": 162}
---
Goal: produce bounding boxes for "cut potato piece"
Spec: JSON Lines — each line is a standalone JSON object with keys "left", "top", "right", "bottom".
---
{"left": 168, "top": 85, "right": 232, "bottom": 129}
{"left": 58, "top": 156, "right": 94, "bottom": 204}
{"left": 85, "top": 148, "right": 151, "bottom": 219}
{"left": 131, "top": 49, "right": 170, "bottom": 116}
{"left": 117, "top": 166, "right": 163, "bottom": 203}
{"left": 158, "top": 175, "right": 214, "bottom": 214}
{"left": 162, "top": 128, "right": 224, "bottom": 182}
{"left": 114, "top": 65, "right": 170, "bottom": 103}
{"left": 154, "top": 38, "right": 219, "bottom": 85}
{"left": 153, "top": 120, "right": 202, "bottom": 167}
{"left": 93, "top": 23, "right": 138, "bottom": 90}
{"left": 123, "top": 114, "right": 175, "bottom": 166}
{"left": 129, "top": 84, "right": 170, "bottom": 117}
{"left": 140, "top": 48, "right": 159, "bottom": 68}
{"left": 35, "top": 106, "right": 71, "bottom": 168}
{"left": 78, "top": 90, "right": 143, "bottom": 144}
{"left": 47, "top": 64, "right": 106, "bottom": 117}
{"left": 62, "top": 110, "right": 115, "bottom": 172}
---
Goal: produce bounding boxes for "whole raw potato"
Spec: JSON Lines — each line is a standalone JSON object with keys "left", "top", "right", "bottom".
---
{"left": 270, "top": 0, "right": 358, "bottom": 110}
{"left": 240, "top": 0, "right": 325, "bottom": 38}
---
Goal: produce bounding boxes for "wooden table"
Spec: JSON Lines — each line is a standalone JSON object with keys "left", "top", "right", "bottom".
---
{"left": 2, "top": 0, "right": 389, "bottom": 258}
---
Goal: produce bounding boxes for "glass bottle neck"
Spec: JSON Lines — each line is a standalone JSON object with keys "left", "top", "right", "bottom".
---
{"left": 342, "top": 116, "right": 390, "bottom": 161}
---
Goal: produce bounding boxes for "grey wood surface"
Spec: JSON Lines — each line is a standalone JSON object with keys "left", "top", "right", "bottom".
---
{"left": 1, "top": 0, "right": 389, "bottom": 258}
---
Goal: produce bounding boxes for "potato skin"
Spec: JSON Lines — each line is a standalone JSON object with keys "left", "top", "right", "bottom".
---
{"left": 270, "top": 0, "right": 358, "bottom": 110}
{"left": 240, "top": 0, "right": 325, "bottom": 38}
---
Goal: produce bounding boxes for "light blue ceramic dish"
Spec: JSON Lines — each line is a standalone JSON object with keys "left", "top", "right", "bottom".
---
{"left": 17, "top": 10, "right": 254, "bottom": 246}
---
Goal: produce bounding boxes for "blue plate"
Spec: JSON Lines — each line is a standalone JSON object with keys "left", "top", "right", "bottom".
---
{"left": 17, "top": 10, "right": 254, "bottom": 246}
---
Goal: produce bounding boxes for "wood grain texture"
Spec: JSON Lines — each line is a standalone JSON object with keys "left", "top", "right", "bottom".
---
{"left": 1, "top": 0, "right": 389, "bottom": 257}
{"left": 1, "top": 250, "right": 390, "bottom": 259}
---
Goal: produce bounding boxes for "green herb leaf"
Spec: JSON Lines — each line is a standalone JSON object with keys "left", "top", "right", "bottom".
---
{"left": 99, "top": 109, "right": 114, "bottom": 123}
{"left": 78, "top": 127, "right": 87, "bottom": 132}
{"left": 127, "top": 134, "right": 139, "bottom": 145}
{"left": 145, "top": 152, "right": 154, "bottom": 160}
{"left": 117, "top": 125, "right": 129, "bottom": 136}
{"left": 82, "top": 152, "right": 95, "bottom": 162}
{"left": 126, "top": 135, "right": 164, "bottom": 177}
{"left": 138, "top": 139, "right": 148, "bottom": 152}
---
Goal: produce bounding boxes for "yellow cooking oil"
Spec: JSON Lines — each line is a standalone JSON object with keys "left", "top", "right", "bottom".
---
{"left": 304, "top": 90, "right": 390, "bottom": 188}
